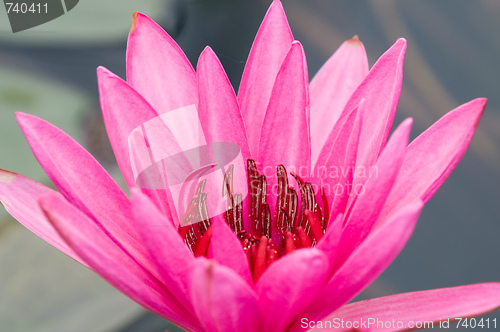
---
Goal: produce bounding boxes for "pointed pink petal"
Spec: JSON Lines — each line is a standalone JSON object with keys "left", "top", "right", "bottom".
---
{"left": 332, "top": 118, "right": 412, "bottom": 268}
{"left": 16, "top": 113, "right": 131, "bottom": 226}
{"left": 0, "top": 170, "right": 85, "bottom": 266}
{"left": 197, "top": 47, "right": 251, "bottom": 160}
{"left": 329, "top": 39, "right": 406, "bottom": 178}
{"left": 357, "top": 38, "right": 406, "bottom": 165}
{"left": 310, "top": 36, "right": 369, "bottom": 164}
{"left": 39, "top": 192, "right": 200, "bottom": 331}
{"left": 328, "top": 108, "right": 363, "bottom": 218}
{"left": 97, "top": 66, "right": 166, "bottom": 187}
{"left": 314, "top": 102, "right": 362, "bottom": 214}
{"left": 380, "top": 98, "right": 487, "bottom": 222}
{"left": 299, "top": 201, "right": 423, "bottom": 326}
{"left": 15, "top": 112, "right": 158, "bottom": 267}
{"left": 259, "top": 40, "right": 310, "bottom": 171}
{"left": 256, "top": 249, "right": 329, "bottom": 332}
{"left": 210, "top": 218, "right": 252, "bottom": 286}
{"left": 131, "top": 188, "right": 197, "bottom": 316}
{"left": 258, "top": 41, "right": 310, "bottom": 215}
{"left": 238, "top": 0, "right": 293, "bottom": 157}
{"left": 127, "top": 12, "right": 197, "bottom": 114}
{"left": 97, "top": 67, "right": 179, "bottom": 221}
{"left": 323, "top": 283, "right": 500, "bottom": 332}
{"left": 190, "top": 258, "right": 263, "bottom": 332}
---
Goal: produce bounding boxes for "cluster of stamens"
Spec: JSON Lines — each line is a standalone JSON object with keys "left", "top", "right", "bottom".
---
{"left": 178, "top": 159, "right": 329, "bottom": 281}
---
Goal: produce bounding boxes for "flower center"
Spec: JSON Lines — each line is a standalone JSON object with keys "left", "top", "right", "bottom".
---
{"left": 178, "top": 159, "right": 329, "bottom": 281}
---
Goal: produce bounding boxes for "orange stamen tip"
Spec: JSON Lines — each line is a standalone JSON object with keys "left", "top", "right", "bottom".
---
{"left": 130, "top": 12, "right": 139, "bottom": 35}
{"left": 347, "top": 35, "right": 362, "bottom": 47}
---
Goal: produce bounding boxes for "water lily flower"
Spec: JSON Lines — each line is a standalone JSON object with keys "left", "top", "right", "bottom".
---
{"left": 1, "top": 0, "right": 499, "bottom": 331}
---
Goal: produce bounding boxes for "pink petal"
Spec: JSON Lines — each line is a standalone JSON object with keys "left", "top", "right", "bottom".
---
{"left": 16, "top": 112, "right": 147, "bottom": 243}
{"left": 329, "top": 39, "right": 406, "bottom": 181}
{"left": 210, "top": 218, "right": 253, "bottom": 286}
{"left": 298, "top": 201, "right": 423, "bottom": 327}
{"left": 314, "top": 102, "right": 363, "bottom": 215}
{"left": 332, "top": 118, "right": 413, "bottom": 269}
{"left": 131, "top": 188, "right": 197, "bottom": 316}
{"left": 357, "top": 38, "right": 406, "bottom": 164}
{"left": 310, "top": 36, "right": 369, "bottom": 164}
{"left": 97, "top": 67, "right": 179, "bottom": 222}
{"left": 190, "top": 258, "right": 263, "bottom": 332}
{"left": 316, "top": 213, "right": 343, "bottom": 270}
{"left": 97, "top": 66, "right": 168, "bottom": 186}
{"left": 197, "top": 46, "right": 251, "bottom": 160}
{"left": 127, "top": 12, "right": 197, "bottom": 114}
{"left": 39, "top": 192, "right": 200, "bottom": 331}
{"left": 238, "top": 0, "right": 293, "bottom": 157}
{"left": 324, "top": 283, "right": 500, "bottom": 332}
{"left": 380, "top": 98, "right": 487, "bottom": 222}
{"left": 258, "top": 41, "right": 310, "bottom": 214}
{"left": 255, "top": 249, "right": 329, "bottom": 332}
{"left": 0, "top": 170, "right": 85, "bottom": 266}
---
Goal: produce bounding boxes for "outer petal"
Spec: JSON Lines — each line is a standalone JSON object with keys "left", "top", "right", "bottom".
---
{"left": 190, "top": 258, "right": 263, "bottom": 332}
{"left": 256, "top": 249, "right": 329, "bottom": 332}
{"left": 39, "top": 192, "right": 200, "bottom": 331}
{"left": 355, "top": 38, "right": 406, "bottom": 168}
{"left": 127, "top": 12, "right": 197, "bottom": 114}
{"left": 321, "top": 39, "right": 406, "bottom": 181}
{"left": 322, "top": 283, "right": 500, "bottom": 332}
{"left": 316, "top": 214, "right": 343, "bottom": 272}
{"left": 16, "top": 113, "right": 134, "bottom": 236}
{"left": 97, "top": 67, "right": 179, "bottom": 222}
{"left": 380, "top": 98, "right": 487, "bottom": 222}
{"left": 131, "top": 188, "right": 197, "bottom": 317}
{"left": 210, "top": 218, "right": 252, "bottom": 286}
{"left": 296, "top": 201, "right": 423, "bottom": 328}
{"left": 259, "top": 40, "right": 310, "bottom": 178}
{"left": 97, "top": 66, "right": 180, "bottom": 186}
{"left": 15, "top": 113, "right": 162, "bottom": 274}
{"left": 238, "top": 0, "right": 293, "bottom": 157}
{"left": 0, "top": 170, "right": 85, "bottom": 266}
{"left": 310, "top": 36, "right": 368, "bottom": 164}
{"left": 314, "top": 102, "right": 362, "bottom": 216}
{"left": 332, "top": 118, "right": 412, "bottom": 269}
{"left": 197, "top": 46, "right": 251, "bottom": 161}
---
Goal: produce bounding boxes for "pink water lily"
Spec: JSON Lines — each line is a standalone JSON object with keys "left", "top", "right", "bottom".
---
{"left": 0, "top": 1, "right": 499, "bottom": 331}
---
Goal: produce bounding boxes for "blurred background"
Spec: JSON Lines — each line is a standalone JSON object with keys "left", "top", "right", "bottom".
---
{"left": 0, "top": 0, "right": 499, "bottom": 331}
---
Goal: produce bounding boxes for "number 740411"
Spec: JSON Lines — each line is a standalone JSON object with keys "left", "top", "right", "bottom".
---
{"left": 5, "top": 2, "right": 48, "bottom": 14}
{"left": 455, "top": 318, "right": 497, "bottom": 329}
